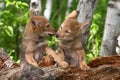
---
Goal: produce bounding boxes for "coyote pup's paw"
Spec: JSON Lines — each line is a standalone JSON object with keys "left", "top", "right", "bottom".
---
{"left": 80, "top": 63, "right": 90, "bottom": 70}
{"left": 59, "top": 61, "right": 69, "bottom": 68}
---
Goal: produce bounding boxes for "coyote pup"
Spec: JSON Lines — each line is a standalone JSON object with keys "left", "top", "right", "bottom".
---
{"left": 56, "top": 10, "right": 90, "bottom": 70}
{"left": 20, "top": 15, "right": 68, "bottom": 68}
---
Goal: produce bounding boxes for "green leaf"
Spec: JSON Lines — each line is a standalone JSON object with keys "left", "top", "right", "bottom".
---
{"left": 87, "top": 53, "right": 94, "bottom": 60}
{"left": 5, "top": 26, "right": 14, "bottom": 36}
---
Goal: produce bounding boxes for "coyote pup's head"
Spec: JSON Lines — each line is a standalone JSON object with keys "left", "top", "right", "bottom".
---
{"left": 57, "top": 10, "right": 89, "bottom": 41}
{"left": 30, "top": 16, "right": 55, "bottom": 37}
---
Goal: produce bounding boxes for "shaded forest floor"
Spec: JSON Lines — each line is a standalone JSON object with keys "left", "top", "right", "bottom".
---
{"left": 1, "top": 48, "right": 120, "bottom": 80}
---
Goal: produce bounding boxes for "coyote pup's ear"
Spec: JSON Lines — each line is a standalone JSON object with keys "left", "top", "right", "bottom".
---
{"left": 66, "top": 10, "right": 79, "bottom": 19}
{"left": 78, "top": 22, "right": 90, "bottom": 32}
{"left": 30, "top": 17, "right": 40, "bottom": 27}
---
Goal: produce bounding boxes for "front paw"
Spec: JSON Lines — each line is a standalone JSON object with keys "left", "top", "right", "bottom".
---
{"left": 59, "top": 61, "right": 69, "bottom": 68}
{"left": 80, "top": 63, "right": 90, "bottom": 70}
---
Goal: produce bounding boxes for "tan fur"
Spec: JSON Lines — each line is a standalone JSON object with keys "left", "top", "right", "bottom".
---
{"left": 20, "top": 15, "right": 68, "bottom": 68}
{"left": 56, "top": 10, "right": 90, "bottom": 70}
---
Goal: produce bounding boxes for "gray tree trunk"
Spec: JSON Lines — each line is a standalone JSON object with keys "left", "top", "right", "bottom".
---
{"left": 100, "top": 0, "right": 120, "bottom": 56}
{"left": 116, "top": 35, "right": 120, "bottom": 55}
{"left": 44, "top": 0, "right": 53, "bottom": 20}
{"left": 77, "top": 0, "right": 98, "bottom": 48}
{"left": 30, "top": 0, "right": 42, "bottom": 16}
{"left": 0, "top": 1, "right": 5, "bottom": 28}
{"left": 0, "top": 1, "right": 4, "bottom": 10}
{"left": 65, "top": 0, "right": 73, "bottom": 16}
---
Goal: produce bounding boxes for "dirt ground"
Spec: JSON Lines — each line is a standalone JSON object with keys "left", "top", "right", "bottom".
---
{"left": 56, "top": 56, "right": 120, "bottom": 80}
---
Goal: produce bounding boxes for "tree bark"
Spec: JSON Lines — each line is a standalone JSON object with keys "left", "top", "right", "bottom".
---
{"left": 30, "top": 0, "right": 42, "bottom": 16}
{"left": 100, "top": 0, "right": 120, "bottom": 56}
{"left": 116, "top": 35, "right": 120, "bottom": 55}
{"left": 77, "top": 0, "right": 98, "bottom": 48}
{"left": 0, "top": 1, "right": 4, "bottom": 10}
{"left": 65, "top": 0, "right": 73, "bottom": 16}
{"left": 44, "top": 0, "right": 53, "bottom": 20}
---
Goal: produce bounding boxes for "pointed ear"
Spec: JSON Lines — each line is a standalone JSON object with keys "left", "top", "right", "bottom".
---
{"left": 66, "top": 10, "right": 79, "bottom": 19}
{"left": 30, "top": 17, "right": 39, "bottom": 27}
{"left": 79, "top": 22, "right": 90, "bottom": 31}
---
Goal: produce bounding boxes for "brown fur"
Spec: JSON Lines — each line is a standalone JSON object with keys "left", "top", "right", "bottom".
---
{"left": 20, "top": 15, "right": 68, "bottom": 68}
{"left": 56, "top": 10, "right": 90, "bottom": 70}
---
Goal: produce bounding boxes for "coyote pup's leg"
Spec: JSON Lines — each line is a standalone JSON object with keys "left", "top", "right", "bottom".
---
{"left": 76, "top": 49, "right": 90, "bottom": 70}
{"left": 44, "top": 46, "right": 68, "bottom": 68}
{"left": 25, "top": 50, "right": 39, "bottom": 67}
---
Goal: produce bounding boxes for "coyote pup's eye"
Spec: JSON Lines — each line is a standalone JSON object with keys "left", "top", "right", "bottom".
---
{"left": 65, "top": 30, "right": 72, "bottom": 33}
{"left": 60, "top": 26, "right": 62, "bottom": 29}
{"left": 46, "top": 23, "right": 50, "bottom": 27}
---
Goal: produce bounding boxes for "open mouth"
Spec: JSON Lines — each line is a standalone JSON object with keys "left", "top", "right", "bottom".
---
{"left": 47, "top": 32, "right": 55, "bottom": 36}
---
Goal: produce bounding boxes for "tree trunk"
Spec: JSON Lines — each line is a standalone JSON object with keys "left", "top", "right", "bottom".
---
{"left": 116, "top": 35, "right": 120, "bottom": 55}
{"left": 100, "top": 0, "right": 120, "bottom": 56}
{"left": 65, "top": 0, "right": 73, "bottom": 16}
{"left": 0, "top": 1, "right": 4, "bottom": 10}
{"left": 77, "top": 0, "right": 98, "bottom": 48}
{"left": 44, "top": 0, "right": 53, "bottom": 20}
{"left": 30, "top": 0, "right": 42, "bottom": 16}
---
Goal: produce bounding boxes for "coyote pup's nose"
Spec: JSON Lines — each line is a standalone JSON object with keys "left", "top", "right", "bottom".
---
{"left": 56, "top": 34, "right": 59, "bottom": 38}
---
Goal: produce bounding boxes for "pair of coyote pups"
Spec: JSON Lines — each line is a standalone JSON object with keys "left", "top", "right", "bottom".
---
{"left": 20, "top": 10, "right": 90, "bottom": 70}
